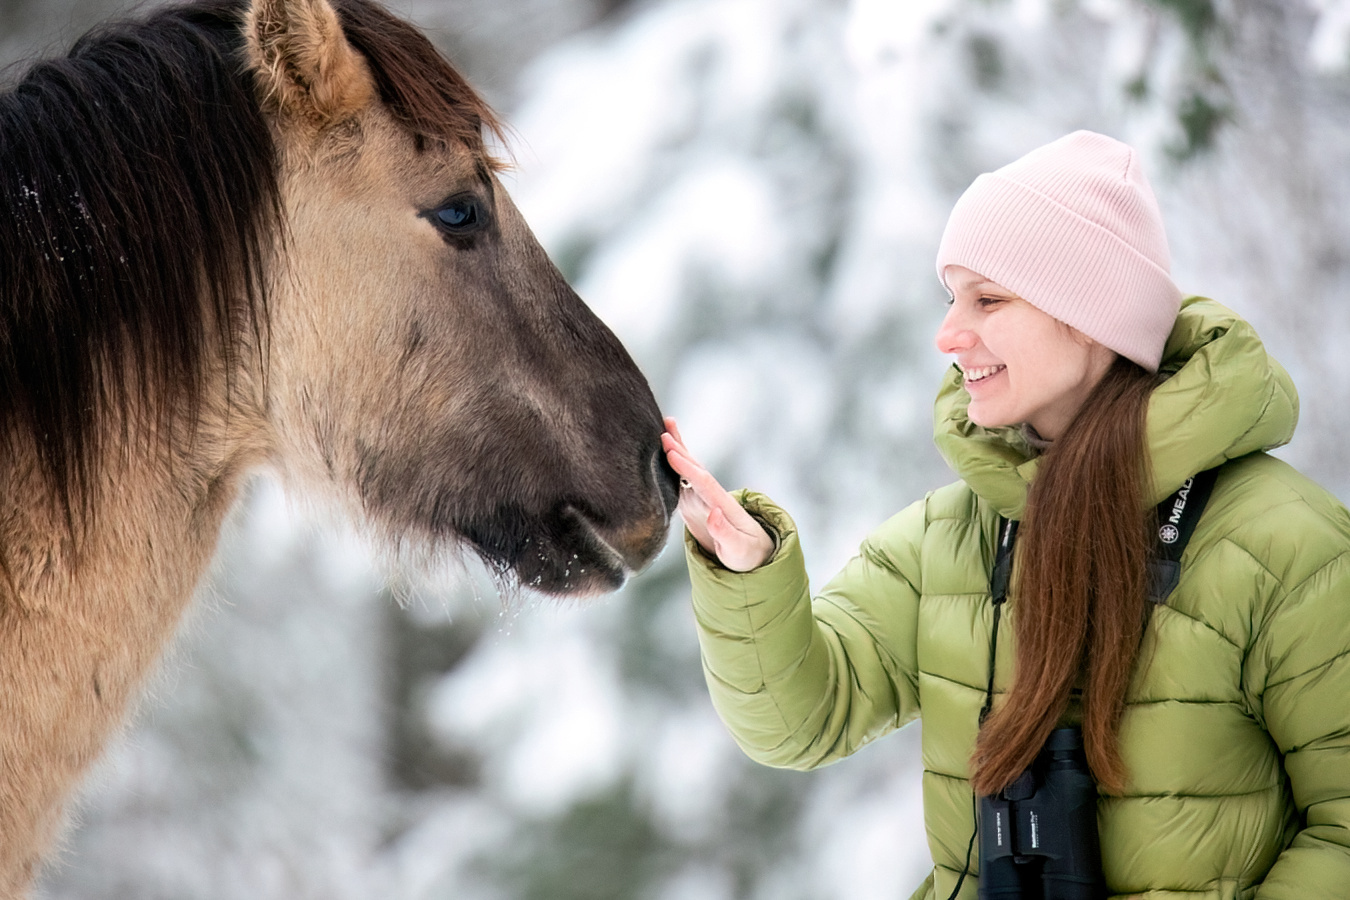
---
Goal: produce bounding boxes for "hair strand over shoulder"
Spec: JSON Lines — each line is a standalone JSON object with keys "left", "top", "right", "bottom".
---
{"left": 972, "top": 355, "right": 1160, "bottom": 797}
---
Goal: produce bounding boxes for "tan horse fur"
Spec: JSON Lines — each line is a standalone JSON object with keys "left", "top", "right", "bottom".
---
{"left": 0, "top": 0, "right": 674, "bottom": 893}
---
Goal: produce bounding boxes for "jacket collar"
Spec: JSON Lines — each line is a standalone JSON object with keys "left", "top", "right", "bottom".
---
{"left": 933, "top": 297, "right": 1299, "bottom": 519}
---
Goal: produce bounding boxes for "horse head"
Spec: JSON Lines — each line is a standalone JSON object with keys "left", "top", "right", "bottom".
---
{"left": 248, "top": 0, "right": 678, "bottom": 594}
{"left": 0, "top": 1, "right": 681, "bottom": 890}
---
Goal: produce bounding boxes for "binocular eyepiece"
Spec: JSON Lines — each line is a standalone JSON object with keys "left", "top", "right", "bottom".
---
{"left": 977, "top": 727, "right": 1106, "bottom": 900}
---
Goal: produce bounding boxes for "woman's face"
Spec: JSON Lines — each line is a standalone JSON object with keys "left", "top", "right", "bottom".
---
{"left": 934, "top": 265, "right": 1116, "bottom": 441}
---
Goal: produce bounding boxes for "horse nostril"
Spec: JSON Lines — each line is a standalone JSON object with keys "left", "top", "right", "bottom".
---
{"left": 648, "top": 443, "right": 680, "bottom": 518}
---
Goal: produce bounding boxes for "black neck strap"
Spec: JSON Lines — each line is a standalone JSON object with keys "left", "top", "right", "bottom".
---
{"left": 979, "top": 518, "right": 1019, "bottom": 725}
{"left": 1147, "top": 466, "right": 1220, "bottom": 603}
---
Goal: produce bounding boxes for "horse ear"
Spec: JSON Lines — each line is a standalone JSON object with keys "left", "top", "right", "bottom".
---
{"left": 245, "top": 0, "right": 374, "bottom": 125}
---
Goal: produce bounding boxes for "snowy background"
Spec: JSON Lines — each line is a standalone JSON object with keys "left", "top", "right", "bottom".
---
{"left": 3, "top": 0, "right": 1349, "bottom": 897}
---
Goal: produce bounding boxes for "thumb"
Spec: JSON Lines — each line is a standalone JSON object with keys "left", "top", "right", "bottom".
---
{"left": 706, "top": 505, "right": 736, "bottom": 543}
{"left": 707, "top": 506, "right": 770, "bottom": 572}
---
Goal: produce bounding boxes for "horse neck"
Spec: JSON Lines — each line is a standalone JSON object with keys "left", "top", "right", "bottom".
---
{"left": 0, "top": 379, "right": 266, "bottom": 890}
{"left": 4, "top": 370, "right": 270, "bottom": 648}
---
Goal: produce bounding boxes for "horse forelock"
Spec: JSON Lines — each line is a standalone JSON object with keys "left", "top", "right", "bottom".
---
{"left": 0, "top": 0, "right": 504, "bottom": 530}
{"left": 333, "top": 0, "right": 507, "bottom": 168}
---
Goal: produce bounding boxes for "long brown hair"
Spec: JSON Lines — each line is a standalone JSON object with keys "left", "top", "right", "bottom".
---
{"left": 971, "top": 355, "right": 1160, "bottom": 797}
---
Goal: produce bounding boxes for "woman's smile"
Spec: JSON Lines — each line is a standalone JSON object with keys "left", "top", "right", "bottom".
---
{"left": 962, "top": 364, "right": 1006, "bottom": 386}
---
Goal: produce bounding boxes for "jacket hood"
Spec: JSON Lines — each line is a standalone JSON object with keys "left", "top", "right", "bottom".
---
{"left": 933, "top": 297, "right": 1299, "bottom": 519}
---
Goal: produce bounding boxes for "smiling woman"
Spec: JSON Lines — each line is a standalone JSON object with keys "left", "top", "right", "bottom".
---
{"left": 665, "top": 130, "right": 1350, "bottom": 899}
{"left": 934, "top": 265, "right": 1115, "bottom": 442}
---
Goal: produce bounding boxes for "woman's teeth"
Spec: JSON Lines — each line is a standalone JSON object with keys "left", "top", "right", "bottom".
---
{"left": 963, "top": 365, "right": 1005, "bottom": 383}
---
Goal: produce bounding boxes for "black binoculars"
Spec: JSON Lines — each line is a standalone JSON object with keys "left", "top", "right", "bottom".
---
{"left": 977, "top": 727, "right": 1106, "bottom": 900}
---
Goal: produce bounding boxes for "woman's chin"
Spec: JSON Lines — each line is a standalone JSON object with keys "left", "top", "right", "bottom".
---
{"left": 965, "top": 403, "right": 1011, "bottom": 431}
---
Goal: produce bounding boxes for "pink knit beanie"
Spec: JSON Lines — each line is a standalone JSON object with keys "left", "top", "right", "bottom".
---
{"left": 935, "top": 130, "right": 1182, "bottom": 372}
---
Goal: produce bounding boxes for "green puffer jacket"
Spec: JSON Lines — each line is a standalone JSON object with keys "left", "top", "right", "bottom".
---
{"left": 685, "top": 298, "right": 1350, "bottom": 899}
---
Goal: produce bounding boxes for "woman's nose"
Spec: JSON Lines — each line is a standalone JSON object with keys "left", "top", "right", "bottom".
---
{"left": 934, "top": 305, "right": 975, "bottom": 355}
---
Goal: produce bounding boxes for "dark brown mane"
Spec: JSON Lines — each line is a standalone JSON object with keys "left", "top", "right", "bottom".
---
{"left": 0, "top": 0, "right": 501, "bottom": 529}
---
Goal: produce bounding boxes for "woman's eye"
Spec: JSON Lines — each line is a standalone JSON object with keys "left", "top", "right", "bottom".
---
{"left": 432, "top": 196, "right": 485, "bottom": 234}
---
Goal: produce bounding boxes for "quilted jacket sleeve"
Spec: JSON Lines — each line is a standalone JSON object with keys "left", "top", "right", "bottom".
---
{"left": 684, "top": 489, "right": 926, "bottom": 770}
{"left": 1249, "top": 547, "right": 1350, "bottom": 897}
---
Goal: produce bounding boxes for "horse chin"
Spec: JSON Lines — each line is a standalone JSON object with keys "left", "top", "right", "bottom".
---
{"left": 510, "top": 558, "right": 629, "bottom": 599}
{"left": 478, "top": 542, "right": 629, "bottom": 599}
{"left": 460, "top": 501, "right": 669, "bottom": 599}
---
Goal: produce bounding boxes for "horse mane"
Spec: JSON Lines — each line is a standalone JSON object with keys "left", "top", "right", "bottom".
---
{"left": 0, "top": 0, "right": 502, "bottom": 530}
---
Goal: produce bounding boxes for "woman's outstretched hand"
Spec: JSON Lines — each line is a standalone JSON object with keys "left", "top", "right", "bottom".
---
{"left": 662, "top": 417, "right": 774, "bottom": 572}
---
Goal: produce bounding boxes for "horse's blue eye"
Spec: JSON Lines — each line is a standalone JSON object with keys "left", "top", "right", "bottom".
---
{"left": 426, "top": 193, "right": 489, "bottom": 240}
{"left": 437, "top": 200, "right": 479, "bottom": 230}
